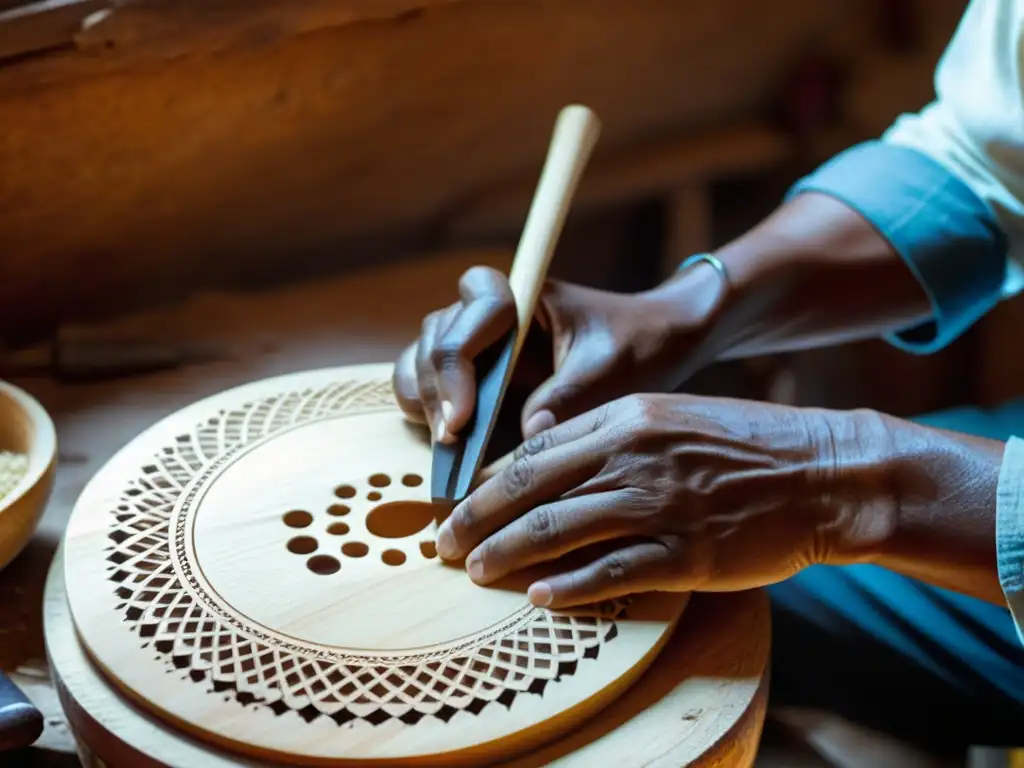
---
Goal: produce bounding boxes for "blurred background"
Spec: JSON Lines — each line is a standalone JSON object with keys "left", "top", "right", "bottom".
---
{"left": 0, "top": 1, "right": 1016, "bottom": 764}
{"left": 2, "top": 0, "right": 1012, "bottom": 418}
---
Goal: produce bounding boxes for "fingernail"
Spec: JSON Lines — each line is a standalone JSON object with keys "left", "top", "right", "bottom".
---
{"left": 524, "top": 410, "right": 556, "bottom": 437}
{"left": 441, "top": 400, "right": 454, "bottom": 424}
{"left": 528, "top": 582, "right": 553, "bottom": 607}
{"left": 466, "top": 551, "right": 484, "bottom": 582}
{"left": 436, "top": 524, "right": 456, "bottom": 559}
{"left": 434, "top": 415, "right": 447, "bottom": 443}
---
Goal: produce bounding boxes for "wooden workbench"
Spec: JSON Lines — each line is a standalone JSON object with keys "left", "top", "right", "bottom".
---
{"left": 0, "top": 248, "right": 769, "bottom": 766}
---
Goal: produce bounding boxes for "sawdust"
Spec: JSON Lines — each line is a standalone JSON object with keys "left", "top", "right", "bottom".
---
{"left": 0, "top": 450, "right": 29, "bottom": 502}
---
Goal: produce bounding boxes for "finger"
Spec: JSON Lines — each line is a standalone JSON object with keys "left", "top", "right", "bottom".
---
{"left": 415, "top": 311, "right": 445, "bottom": 441}
{"left": 527, "top": 539, "right": 684, "bottom": 609}
{"left": 433, "top": 296, "right": 516, "bottom": 436}
{"left": 521, "top": 347, "right": 622, "bottom": 438}
{"left": 458, "top": 265, "right": 516, "bottom": 318}
{"left": 393, "top": 343, "right": 427, "bottom": 423}
{"left": 428, "top": 305, "right": 464, "bottom": 442}
{"left": 465, "top": 491, "right": 642, "bottom": 585}
{"left": 436, "top": 407, "right": 614, "bottom": 560}
{"left": 511, "top": 401, "right": 614, "bottom": 462}
{"left": 518, "top": 281, "right": 607, "bottom": 437}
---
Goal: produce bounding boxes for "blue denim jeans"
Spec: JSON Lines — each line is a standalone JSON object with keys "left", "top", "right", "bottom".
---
{"left": 768, "top": 399, "right": 1024, "bottom": 753}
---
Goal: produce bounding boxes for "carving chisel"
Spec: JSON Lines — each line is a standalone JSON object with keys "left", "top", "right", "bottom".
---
{"left": 431, "top": 104, "right": 602, "bottom": 503}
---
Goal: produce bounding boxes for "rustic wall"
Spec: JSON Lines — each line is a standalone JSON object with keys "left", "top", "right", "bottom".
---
{"left": 1, "top": 0, "right": 882, "bottom": 340}
{"left": 4, "top": 0, "right": 998, "bottom": 419}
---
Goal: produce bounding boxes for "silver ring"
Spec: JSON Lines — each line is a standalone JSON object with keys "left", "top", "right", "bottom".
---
{"left": 678, "top": 253, "right": 730, "bottom": 286}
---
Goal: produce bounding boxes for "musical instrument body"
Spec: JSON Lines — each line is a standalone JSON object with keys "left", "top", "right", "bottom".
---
{"left": 46, "top": 365, "right": 769, "bottom": 766}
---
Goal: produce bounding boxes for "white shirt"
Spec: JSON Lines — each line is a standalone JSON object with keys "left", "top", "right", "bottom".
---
{"left": 789, "top": 0, "right": 1024, "bottom": 645}
{"left": 884, "top": 0, "right": 1024, "bottom": 298}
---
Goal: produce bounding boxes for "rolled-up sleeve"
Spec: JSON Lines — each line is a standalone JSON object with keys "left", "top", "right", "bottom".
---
{"left": 999, "top": 437, "right": 1024, "bottom": 644}
{"left": 786, "top": 0, "right": 1024, "bottom": 354}
{"left": 787, "top": 142, "right": 1008, "bottom": 354}
{"left": 784, "top": 0, "right": 1024, "bottom": 635}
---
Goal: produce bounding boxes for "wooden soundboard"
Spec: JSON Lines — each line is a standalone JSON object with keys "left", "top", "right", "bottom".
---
{"left": 16, "top": 250, "right": 770, "bottom": 767}
{"left": 58, "top": 363, "right": 696, "bottom": 766}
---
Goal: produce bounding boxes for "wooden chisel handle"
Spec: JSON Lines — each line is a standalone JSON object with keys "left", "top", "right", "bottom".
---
{"left": 0, "top": 671, "right": 42, "bottom": 751}
{"left": 507, "top": 105, "right": 602, "bottom": 362}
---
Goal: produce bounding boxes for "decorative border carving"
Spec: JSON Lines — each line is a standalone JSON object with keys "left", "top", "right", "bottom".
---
{"left": 105, "top": 378, "right": 624, "bottom": 726}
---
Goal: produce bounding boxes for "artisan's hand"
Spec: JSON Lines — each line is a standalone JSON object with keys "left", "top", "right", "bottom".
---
{"left": 393, "top": 264, "right": 726, "bottom": 443}
{"left": 434, "top": 394, "right": 895, "bottom": 608}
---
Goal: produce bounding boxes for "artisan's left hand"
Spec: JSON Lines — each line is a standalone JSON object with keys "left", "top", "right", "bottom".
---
{"left": 435, "top": 394, "right": 892, "bottom": 608}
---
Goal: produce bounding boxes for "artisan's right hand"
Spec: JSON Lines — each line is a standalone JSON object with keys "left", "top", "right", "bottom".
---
{"left": 393, "top": 264, "right": 727, "bottom": 444}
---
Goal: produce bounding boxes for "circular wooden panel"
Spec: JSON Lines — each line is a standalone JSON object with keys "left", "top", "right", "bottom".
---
{"left": 44, "top": 546, "right": 769, "bottom": 768}
{"left": 62, "top": 364, "right": 690, "bottom": 766}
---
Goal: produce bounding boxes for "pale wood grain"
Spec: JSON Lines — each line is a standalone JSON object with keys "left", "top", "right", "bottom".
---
{"left": 60, "top": 362, "right": 688, "bottom": 765}
{"left": 45, "top": 546, "right": 768, "bottom": 767}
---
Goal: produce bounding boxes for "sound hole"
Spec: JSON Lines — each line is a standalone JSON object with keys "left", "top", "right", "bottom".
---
{"left": 283, "top": 510, "right": 312, "bottom": 528}
{"left": 287, "top": 536, "right": 318, "bottom": 555}
{"left": 382, "top": 549, "right": 406, "bottom": 566}
{"left": 342, "top": 541, "right": 369, "bottom": 558}
{"left": 307, "top": 555, "right": 340, "bottom": 575}
{"left": 366, "top": 501, "right": 435, "bottom": 539}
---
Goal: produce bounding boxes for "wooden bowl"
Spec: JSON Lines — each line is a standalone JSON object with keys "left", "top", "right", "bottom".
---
{"left": 0, "top": 380, "right": 56, "bottom": 571}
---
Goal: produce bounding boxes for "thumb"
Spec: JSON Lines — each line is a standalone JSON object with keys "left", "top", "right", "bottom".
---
{"left": 520, "top": 347, "right": 612, "bottom": 438}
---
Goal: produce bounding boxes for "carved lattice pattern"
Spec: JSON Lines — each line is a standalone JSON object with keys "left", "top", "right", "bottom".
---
{"left": 104, "top": 378, "right": 625, "bottom": 725}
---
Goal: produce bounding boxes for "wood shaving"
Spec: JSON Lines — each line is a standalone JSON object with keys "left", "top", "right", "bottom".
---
{"left": 0, "top": 450, "right": 29, "bottom": 501}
